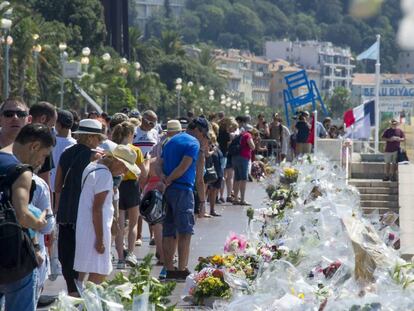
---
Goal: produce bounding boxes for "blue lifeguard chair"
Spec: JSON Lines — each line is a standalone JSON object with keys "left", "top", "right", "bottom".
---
{"left": 283, "top": 70, "right": 328, "bottom": 127}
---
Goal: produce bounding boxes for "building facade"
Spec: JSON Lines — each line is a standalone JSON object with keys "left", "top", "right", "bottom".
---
{"left": 264, "top": 40, "right": 354, "bottom": 95}
{"left": 214, "top": 49, "right": 271, "bottom": 106}
{"left": 397, "top": 51, "right": 414, "bottom": 73}
{"left": 352, "top": 73, "right": 414, "bottom": 123}
{"left": 133, "top": 0, "right": 186, "bottom": 31}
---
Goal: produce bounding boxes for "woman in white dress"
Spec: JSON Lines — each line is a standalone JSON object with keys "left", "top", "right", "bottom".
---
{"left": 74, "top": 144, "right": 140, "bottom": 284}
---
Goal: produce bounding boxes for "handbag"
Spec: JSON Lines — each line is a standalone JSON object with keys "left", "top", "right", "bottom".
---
{"left": 204, "top": 155, "right": 218, "bottom": 184}
{"left": 398, "top": 147, "right": 409, "bottom": 164}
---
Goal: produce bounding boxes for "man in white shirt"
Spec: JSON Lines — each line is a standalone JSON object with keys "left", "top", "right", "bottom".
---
{"left": 133, "top": 110, "right": 159, "bottom": 156}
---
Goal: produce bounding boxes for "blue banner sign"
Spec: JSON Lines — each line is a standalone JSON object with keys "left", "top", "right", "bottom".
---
{"left": 363, "top": 86, "right": 414, "bottom": 97}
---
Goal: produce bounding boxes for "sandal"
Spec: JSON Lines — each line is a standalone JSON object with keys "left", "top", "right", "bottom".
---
{"left": 210, "top": 212, "right": 222, "bottom": 217}
{"left": 239, "top": 201, "right": 251, "bottom": 206}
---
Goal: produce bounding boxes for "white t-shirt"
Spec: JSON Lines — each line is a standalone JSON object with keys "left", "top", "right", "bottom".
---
{"left": 74, "top": 162, "right": 114, "bottom": 275}
{"left": 51, "top": 135, "right": 76, "bottom": 192}
{"left": 133, "top": 127, "right": 159, "bottom": 156}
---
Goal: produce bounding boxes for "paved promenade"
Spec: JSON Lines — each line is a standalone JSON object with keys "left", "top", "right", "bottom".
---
{"left": 40, "top": 182, "right": 267, "bottom": 309}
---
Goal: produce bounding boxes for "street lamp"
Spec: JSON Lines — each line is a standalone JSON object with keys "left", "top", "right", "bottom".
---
{"left": 101, "top": 53, "right": 111, "bottom": 112}
{"left": 58, "top": 42, "right": 67, "bottom": 108}
{"left": 2, "top": 34, "right": 12, "bottom": 99}
{"left": 1, "top": 15, "right": 11, "bottom": 99}
{"left": 175, "top": 78, "right": 183, "bottom": 118}
{"left": 199, "top": 85, "right": 204, "bottom": 91}
{"left": 187, "top": 81, "right": 193, "bottom": 88}
{"left": 134, "top": 61, "right": 141, "bottom": 110}
{"left": 32, "top": 42, "right": 42, "bottom": 103}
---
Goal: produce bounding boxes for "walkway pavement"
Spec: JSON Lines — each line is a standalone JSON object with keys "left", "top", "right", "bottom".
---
{"left": 40, "top": 182, "right": 267, "bottom": 309}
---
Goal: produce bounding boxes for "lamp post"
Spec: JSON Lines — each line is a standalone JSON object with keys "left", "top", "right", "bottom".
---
{"left": 32, "top": 38, "right": 41, "bottom": 104}
{"left": 175, "top": 78, "right": 182, "bottom": 118}
{"left": 134, "top": 61, "right": 141, "bottom": 110}
{"left": 58, "top": 42, "right": 67, "bottom": 108}
{"left": 102, "top": 53, "right": 111, "bottom": 113}
{"left": 81, "top": 47, "right": 91, "bottom": 71}
{"left": 1, "top": 17, "right": 11, "bottom": 99}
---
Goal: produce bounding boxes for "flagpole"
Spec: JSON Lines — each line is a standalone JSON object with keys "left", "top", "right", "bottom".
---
{"left": 374, "top": 34, "right": 381, "bottom": 153}
{"left": 314, "top": 110, "right": 318, "bottom": 155}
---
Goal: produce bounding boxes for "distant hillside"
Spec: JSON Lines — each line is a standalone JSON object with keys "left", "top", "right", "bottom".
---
{"left": 137, "top": 0, "right": 402, "bottom": 72}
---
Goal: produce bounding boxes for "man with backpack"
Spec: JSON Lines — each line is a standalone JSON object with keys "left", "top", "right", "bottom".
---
{"left": 0, "top": 123, "right": 55, "bottom": 311}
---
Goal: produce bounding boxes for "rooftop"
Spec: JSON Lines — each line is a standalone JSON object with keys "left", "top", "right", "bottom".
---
{"left": 352, "top": 73, "right": 414, "bottom": 85}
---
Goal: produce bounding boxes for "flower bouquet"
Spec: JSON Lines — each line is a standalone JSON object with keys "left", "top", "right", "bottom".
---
{"left": 280, "top": 167, "right": 299, "bottom": 184}
{"left": 188, "top": 268, "right": 231, "bottom": 306}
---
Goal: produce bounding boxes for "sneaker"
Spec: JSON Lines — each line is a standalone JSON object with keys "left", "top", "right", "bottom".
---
{"left": 382, "top": 176, "right": 390, "bottom": 181}
{"left": 159, "top": 267, "right": 167, "bottom": 280}
{"left": 37, "top": 295, "right": 57, "bottom": 308}
{"left": 117, "top": 260, "right": 126, "bottom": 269}
{"left": 149, "top": 238, "right": 156, "bottom": 246}
{"left": 125, "top": 253, "right": 138, "bottom": 267}
{"left": 218, "top": 198, "right": 226, "bottom": 204}
{"left": 135, "top": 239, "right": 143, "bottom": 246}
{"left": 165, "top": 268, "right": 191, "bottom": 281}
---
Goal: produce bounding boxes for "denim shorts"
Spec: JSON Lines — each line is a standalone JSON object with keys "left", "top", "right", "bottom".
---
{"left": 232, "top": 155, "right": 249, "bottom": 181}
{"left": 163, "top": 187, "right": 195, "bottom": 237}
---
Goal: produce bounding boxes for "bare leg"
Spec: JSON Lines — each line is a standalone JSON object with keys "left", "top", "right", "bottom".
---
{"left": 177, "top": 233, "right": 192, "bottom": 270}
{"left": 127, "top": 206, "right": 139, "bottom": 253}
{"left": 225, "top": 168, "right": 234, "bottom": 198}
{"left": 209, "top": 188, "right": 218, "bottom": 214}
{"left": 233, "top": 180, "right": 240, "bottom": 202}
{"left": 384, "top": 163, "right": 390, "bottom": 178}
{"left": 391, "top": 163, "right": 398, "bottom": 179}
{"left": 88, "top": 273, "right": 106, "bottom": 284}
{"left": 136, "top": 216, "right": 143, "bottom": 241}
{"left": 163, "top": 236, "right": 177, "bottom": 271}
{"left": 240, "top": 180, "right": 247, "bottom": 202}
{"left": 153, "top": 223, "right": 164, "bottom": 263}
{"left": 115, "top": 210, "right": 126, "bottom": 260}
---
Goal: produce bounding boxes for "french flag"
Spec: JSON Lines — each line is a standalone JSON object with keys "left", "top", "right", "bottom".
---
{"left": 343, "top": 100, "right": 375, "bottom": 140}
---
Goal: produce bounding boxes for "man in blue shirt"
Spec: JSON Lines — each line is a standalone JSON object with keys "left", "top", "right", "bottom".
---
{"left": 157, "top": 117, "right": 210, "bottom": 280}
{"left": 0, "top": 123, "right": 54, "bottom": 311}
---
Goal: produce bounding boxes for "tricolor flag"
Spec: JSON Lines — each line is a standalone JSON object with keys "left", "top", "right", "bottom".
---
{"left": 343, "top": 100, "right": 375, "bottom": 140}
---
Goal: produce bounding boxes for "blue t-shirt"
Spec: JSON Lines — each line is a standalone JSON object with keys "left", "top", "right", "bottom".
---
{"left": 0, "top": 151, "right": 19, "bottom": 175}
{"left": 162, "top": 132, "right": 200, "bottom": 190}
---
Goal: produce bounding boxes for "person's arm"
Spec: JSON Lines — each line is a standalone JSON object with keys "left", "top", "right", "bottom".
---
{"left": 264, "top": 123, "right": 270, "bottom": 138}
{"left": 155, "top": 157, "right": 166, "bottom": 183}
{"left": 247, "top": 135, "right": 255, "bottom": 150}
{"left": 12, "top": 171, "right": 47, "bottom": 230}
{"left": 138, "top": 160, "right": 148, "bottom": 190}
{"left": 53, "top": 164, "right": 63, "bottom": 214}
{"left": 195, "top": 152, "right": 206, "bottom": 215}
{"left": 92, "top": 190, "right": 109, "bottom": 254}
{"left": 165, "top": 156, "right": 194, "bottom": 185}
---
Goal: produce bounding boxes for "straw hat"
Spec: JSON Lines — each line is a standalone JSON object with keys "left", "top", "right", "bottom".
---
{"left": 166, "top": 119, "right": 182, "bottom": 132}
{"left": 73, "top": 119, "right": 105, "bottom": 137}
{"left": 107, "top": 145, "right": 141, "bottom": 177}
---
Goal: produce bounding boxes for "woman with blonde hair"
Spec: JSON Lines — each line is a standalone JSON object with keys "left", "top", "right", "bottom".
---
{"left": 112, "top": 121, "right": 147, "bottom": 268}
{"left": 74, "top": 145, "right": 140, "bottom": 284}
{"left": 217, "top": 117, "right": 239, "bottom": 203}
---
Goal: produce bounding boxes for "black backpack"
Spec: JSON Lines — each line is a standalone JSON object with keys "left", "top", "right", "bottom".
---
{"left": 228, "top": 134, "right": 242, "bottom": 156}
{"left": 0, "top": 164, "right": 38, "bottom": 284}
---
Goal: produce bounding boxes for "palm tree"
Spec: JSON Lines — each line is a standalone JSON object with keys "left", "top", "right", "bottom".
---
{"left": 160, "top": 30, "right": 184, "bottom": 56}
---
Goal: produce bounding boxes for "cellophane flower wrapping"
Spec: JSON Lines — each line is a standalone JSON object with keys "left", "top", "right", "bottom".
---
{"left": 199, "top": 154, "right": 414, "bottom": 310}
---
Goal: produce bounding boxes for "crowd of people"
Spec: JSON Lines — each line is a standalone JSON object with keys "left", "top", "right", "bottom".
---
{"left": 1, "top": 98, "right": 401, "bottom": 311}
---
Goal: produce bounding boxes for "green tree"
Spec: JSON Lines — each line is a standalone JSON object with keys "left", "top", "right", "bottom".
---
{"left": 327, "top": 87, "right": 352, "bottom": 119}
{"left": 316, "top": 0, "right": 343, "bottom": 24}
{"left": 255, "top": 0, "right": 290, "bottom": 37}
{"left": 179, "top": 11, "right": 201, "bottom": 43}
{"left": 159, "top": 30, "right": 184, "bottom": 55}
{"left": 196, "top": 5, "right": 225, "bottom": 42}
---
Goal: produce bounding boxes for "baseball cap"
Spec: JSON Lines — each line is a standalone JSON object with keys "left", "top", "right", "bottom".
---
{"left": 193, "top": 117, "right": 210, "bottom": 139}
{"left": 57, "top": 109, "right": 74, "bottom": 129}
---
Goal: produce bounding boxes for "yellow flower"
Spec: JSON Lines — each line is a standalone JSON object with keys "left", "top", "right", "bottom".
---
{"left": 211, "top": 255, "right": 224, "bottom": 266}
{"left": 298, "top": 293, "right": 305, "bottom": 300}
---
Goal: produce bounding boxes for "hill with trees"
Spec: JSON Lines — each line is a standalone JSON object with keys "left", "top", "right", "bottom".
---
{"left": 139, "top": 0, "right": 402, "bottom": 72}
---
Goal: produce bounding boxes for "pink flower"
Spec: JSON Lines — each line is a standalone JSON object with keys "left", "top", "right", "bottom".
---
{"left": 224, "top": 232, "right": 248, "bottom": 253}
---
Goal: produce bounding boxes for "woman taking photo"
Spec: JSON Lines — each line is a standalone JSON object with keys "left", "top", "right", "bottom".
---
{"left": 74, "top": 145, "right": 140, "bottom": 284}
{"left": 111, "top": 121, "right": 147, "bottom": 268}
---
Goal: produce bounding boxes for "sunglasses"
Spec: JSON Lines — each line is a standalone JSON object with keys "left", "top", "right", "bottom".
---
{"left": 2, "top": 110, "right": 28, "bottom": 118}
{"left": 144, "top": 118, "right": 155, "bottom": 127}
